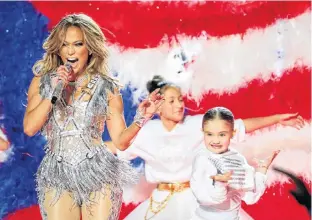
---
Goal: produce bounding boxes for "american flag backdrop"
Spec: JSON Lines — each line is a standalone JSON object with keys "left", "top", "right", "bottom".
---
{"left": 0, "top": 1, "right": 311, "bottom": 220}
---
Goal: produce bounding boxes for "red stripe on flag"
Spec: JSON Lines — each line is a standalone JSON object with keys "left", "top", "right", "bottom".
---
{"left": 31, "top": 1, "right": 310, "bottom": 48}
{"left": 185, "top": 67, "right": 311, "bottom": 120}
{"left": 242, "top": 180, "right": 311, "bottom": 220}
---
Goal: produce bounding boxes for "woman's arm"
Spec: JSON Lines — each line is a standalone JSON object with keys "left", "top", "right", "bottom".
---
{"left": 242, "top": 113, "right": 304, "bottom": 133}
{"left": 23, "top": 76, "right": 52, "bottom": 136}
{"left": 24, "top": 65, "right": 72, "bottom": 136}
{"left": 106, "top": 94, "right": 142, "bottom": 151}
{"left": 106, "top": 88, "right": 163, "bottom": 151}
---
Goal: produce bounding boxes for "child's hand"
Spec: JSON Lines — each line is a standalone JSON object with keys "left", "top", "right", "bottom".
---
{"left": 278, "top": 113, "right": 304, "bottom": 130}
{"left": 254, "top": 150, "right": 280, "bottom": 174}
{"left": 210, "top": 171, "right": 232, "bottom": 183}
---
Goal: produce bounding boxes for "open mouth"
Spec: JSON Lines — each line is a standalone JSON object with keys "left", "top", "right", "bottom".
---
{"left": 67, "top": 58, "right": 78, "bottom": 63}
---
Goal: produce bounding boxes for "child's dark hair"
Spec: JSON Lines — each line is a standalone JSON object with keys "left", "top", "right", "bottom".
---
{"left": 202, "top": 107, "right": 235, "bottom": 129}
{"left": 146, "top": 75, "right": 179, "bottom": 94}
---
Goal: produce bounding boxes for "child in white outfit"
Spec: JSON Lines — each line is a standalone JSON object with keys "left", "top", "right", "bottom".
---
{"left": 190, "top": 107, "right": 279, "bottom": 220}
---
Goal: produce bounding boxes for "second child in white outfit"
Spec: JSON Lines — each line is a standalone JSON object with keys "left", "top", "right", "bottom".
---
{"left": 190, "top": 107, "right": 279, "bottom": 220}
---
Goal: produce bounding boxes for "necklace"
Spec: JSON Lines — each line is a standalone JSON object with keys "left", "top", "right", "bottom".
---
{"left": 144, "top": 192, "right": 173, "bottom": 220}
{"left": 68, "top": 73, "right": 90, "bottom": 89}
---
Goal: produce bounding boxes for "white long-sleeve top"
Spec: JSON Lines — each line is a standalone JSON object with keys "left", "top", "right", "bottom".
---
{"left": 190, "top": 148, "right": 267, "bottom": 220}
{"left": 117, "top": 115, "right": 246, "bottom": 184}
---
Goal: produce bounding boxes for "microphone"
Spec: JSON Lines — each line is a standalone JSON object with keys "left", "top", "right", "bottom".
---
{"left": 51, "top": 62, "right": 72, "bottom": 104}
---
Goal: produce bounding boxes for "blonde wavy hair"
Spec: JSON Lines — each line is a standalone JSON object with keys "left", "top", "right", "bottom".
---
{"left": 32, "top": 14, "right": 109, "bottom": 78}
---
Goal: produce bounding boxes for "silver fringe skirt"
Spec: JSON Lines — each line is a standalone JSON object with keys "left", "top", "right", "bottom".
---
{"left": 36, "top": 146, "right": 139, "bottom": 220}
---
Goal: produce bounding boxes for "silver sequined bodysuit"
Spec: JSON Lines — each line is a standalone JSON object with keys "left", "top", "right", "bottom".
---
{"left": 36, "top": 73, "right": 138, "bottom": 220}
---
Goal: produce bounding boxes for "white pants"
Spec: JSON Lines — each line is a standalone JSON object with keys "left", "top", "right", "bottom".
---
{"left": 190, "top": 207, "right": 254, "bottom": 220}
{"left": 124, "top": 188, "right": 198, "bottom": 220}
{"left": 123, "top": 188, "right": 254, "bottom": 220}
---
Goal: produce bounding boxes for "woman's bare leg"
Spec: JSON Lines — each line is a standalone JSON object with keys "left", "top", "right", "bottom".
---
{"left": 81, "top": 187, "right": 122, "bottom": 220}
{"left": 43, "top": 189, "right": 81, "bottom": 220}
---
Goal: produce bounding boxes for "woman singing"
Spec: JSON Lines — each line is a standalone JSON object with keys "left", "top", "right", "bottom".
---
{"left": 23, "top": 14, "right": 162, "bottom": 220}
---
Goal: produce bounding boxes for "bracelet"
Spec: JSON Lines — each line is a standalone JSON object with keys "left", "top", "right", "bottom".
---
{"left": 257, "top": 160, "right": 268, "bottom": 169}
{"left": 49, "top": 85, "right": 59, "bottom": 105}
{"left": 133, "top": 109, "right": 151, "bottom": 127}
{"left": 257, "top": 165, "right": 268, "bottom": 169}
